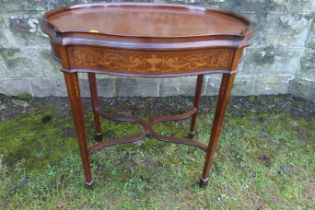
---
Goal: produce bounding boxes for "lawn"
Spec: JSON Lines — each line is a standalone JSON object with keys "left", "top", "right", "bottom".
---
{"left": 0, "top": 95, "right": 314, "bottom": 209}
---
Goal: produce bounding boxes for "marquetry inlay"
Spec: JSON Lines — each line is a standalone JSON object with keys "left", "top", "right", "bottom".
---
{"left": 68, "top": 47, "right": 233, "bottom": 74}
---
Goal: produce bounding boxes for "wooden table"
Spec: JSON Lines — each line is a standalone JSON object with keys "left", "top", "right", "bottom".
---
{"left": 41, "top": 3, "right": 253, "bottom": 188}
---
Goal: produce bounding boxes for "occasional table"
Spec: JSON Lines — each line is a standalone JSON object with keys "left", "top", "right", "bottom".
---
{"left": 41, "top": 3, "right": 253, "bottom": 188}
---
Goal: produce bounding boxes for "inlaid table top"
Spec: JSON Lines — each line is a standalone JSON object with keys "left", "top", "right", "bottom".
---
{"left": 42, "top": 3, "right": 252, "bottom": 45}
{"left": 42, "top": 3, "right": 252, "bottom": 77}
{"left": 45, "top": 4, "right": 249, "bottom": 38}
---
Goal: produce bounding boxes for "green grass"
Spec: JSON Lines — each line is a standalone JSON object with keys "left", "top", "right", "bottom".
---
{"left": 0, "top": 100, "right": 314, "bottom": 209}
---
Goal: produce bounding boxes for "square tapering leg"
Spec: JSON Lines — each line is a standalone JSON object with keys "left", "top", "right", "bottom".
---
{"left": 64, "top": 72, "right": 93, "bottom": 188}
{"left": 200, "top": 74, "right": 235, "bottom": 187}
{"left": 88, "top": 73, "right": 102, "bottom": 142}
{"left": 189, "top": 74, "right": 204, "bottom": 138}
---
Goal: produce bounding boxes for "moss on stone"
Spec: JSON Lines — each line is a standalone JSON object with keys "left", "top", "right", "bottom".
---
{"left": 252, "top": 46, "right": 275, "bottom": 65}
{"left": 0, "top": 48, "right": 19, "bottom": 61}
{"left": 15, "top": 92, "right": 32, "bottom": 102}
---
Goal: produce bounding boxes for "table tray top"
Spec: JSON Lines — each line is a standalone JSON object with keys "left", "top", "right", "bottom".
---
{"left": 41, "top": 3, "right": 253, "bottom": 77}
{"left": 42, "top": 3, "right": 253, "bottom": 49}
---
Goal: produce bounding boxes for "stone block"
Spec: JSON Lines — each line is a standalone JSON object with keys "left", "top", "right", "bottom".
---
{"left": 47, "top": 0, "right": 85, "bottom": 9}
{"left": 0, "top": 14, "right": 11, "bottom": 48}
{"left": 204, "top": 74, "right": 221, "bottom": 96}
{"left": 156, "top": 0, "right": 290, "bottom": 12}
{"left": 159, "top": 76, "right": 198, "bottom": 97}
{"left": 0, "top": 48, "right": 49, "bottom": 78}
{"left": 246, "top": 12, "right": 312, "bottom": 48}
{"left": 116, "top": 78, "right": 159, "bottom": 97}
{"left": 51, "top": 78, "right": 67, "bottom": 96}
{"left": 243, "top": 47, "right": 303, "bottom": 75}
{"left": 288, "top": 0, "right": 315, "bottom": 14}
{"left": 298, "top": 49, "right": 315, "bottom": 80}
{"left": 41, "top": 48, "right": 63, "bottom": 78}
{"left": 236, "top": 48, "right": 246, "bottom": 74}
{"left": 47, "top": 77, "right": 115, "bottom": 97}
{"left": 114, "top": 0, "right": 153, "bottom": 2}
{"left": 0, "top": 0, "right": 46, "bottom": 11}
{"left": 264, "top": 13, "right": 311, "bottom": 47}
{"left": 241, "top": 12, "right": 267, "bottom": 49}
{"left": 3, "top": 12, "right": 50, "bottom": 48}
{"left": 205, "top": 74, "right": 256, "bottom": 96}
{"left": 28, "top": 77, "right": 115, "bottom": 97}
{"left": 231, "top": 75, "right": 255, "bottom": 96}
{"left": 47, "top": 0, "right": 121, "bottom": 9}
{"left": 254, "top": 74, "right": 292, "bottom": 95}
{"left": 46, "top": 0, "right": 155, "bottom": 10}
{"left": 200, "top": 1, "right": 224, "bottom": 10}
{"left": 29, "top": 78, "right": 55, "bottom": 97}
{"left": 0, "top": 60, "right": 5, "bottom": 78}
{"left": 79, "top": 78, "right": 115, "bottom": 98}
{"left": 305, "top": 18, "right": 315, "bottom": 50}
{"left": 289, "top": 77, "right": 315, "bottom": 103}
{"left": 153, "top": 0, "right": 197, "bottom": 5}
{"left": 205, "top": 0, "right": 290, "bottom": 13}
{"left": 0, "top": 79, "right": 31, "bottom": 96}
{"left": 96, "top": 78, "right": 115, "bottom": 98}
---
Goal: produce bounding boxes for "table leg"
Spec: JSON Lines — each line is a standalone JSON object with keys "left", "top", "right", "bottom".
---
{"left": 64, "top": 72, "right": 93, "bottom": 189}
{"left": 200, "top": 73, "right": 235, "bottom": 187}
{"left": 189, "top": 74, "right": 204, "bottom": 138}
{"left": 88, "top": 73, "right": 102, "bottom": 141}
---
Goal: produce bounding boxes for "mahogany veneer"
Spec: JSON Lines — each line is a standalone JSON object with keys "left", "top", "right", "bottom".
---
{"left": 41, "top": 3, "right": 253, "bottom": 188}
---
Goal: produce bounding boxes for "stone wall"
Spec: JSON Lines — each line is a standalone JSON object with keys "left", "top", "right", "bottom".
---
{"left": 0, "top": 0, "right": 314, "bottom": 102}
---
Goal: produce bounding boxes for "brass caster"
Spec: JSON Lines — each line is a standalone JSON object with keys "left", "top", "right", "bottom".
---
{"left": 95, "top": 133, "right": 102, "bottom": 142}
{"left": 85, "top": 180, "right": 94, "bottom": 189}
{"left": 199, "top": 177, "right": 208, "bottom": 187}
{"left": 188, "top": 131, "right": 195, "bottom": 139}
